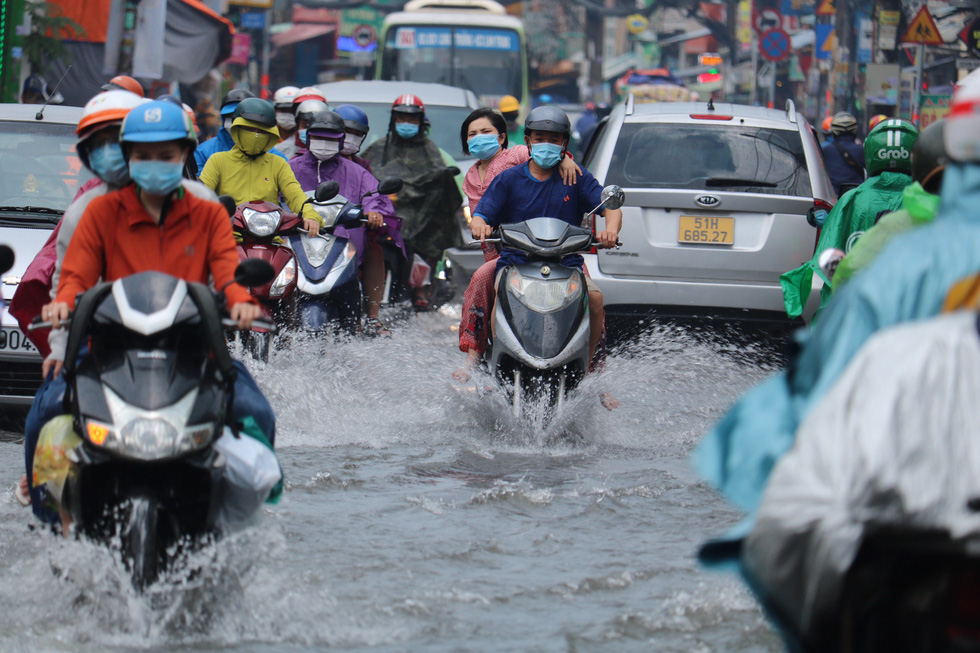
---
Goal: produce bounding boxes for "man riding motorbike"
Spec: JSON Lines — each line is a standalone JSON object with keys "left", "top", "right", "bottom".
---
{"left": 820, "top": 112, "right": 866, "bottom": 196}
{"left": 194, "top": 89, "right": 289, "bottom": 172}
{"left": 273, "top": 85, "right": 300, "bottom": 144}
{"left": 334, "top": 103, "right": 374, "bottom": 173}
{"left": 277, "top": 88, "right": 327, "bottom": 160}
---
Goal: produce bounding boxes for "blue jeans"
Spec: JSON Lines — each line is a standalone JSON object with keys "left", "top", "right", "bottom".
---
{"left": 24, "top": 359, "right": 275, "bottom": 525}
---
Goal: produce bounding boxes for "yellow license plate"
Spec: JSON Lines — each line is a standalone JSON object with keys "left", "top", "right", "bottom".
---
{"left": 678, "top": 215, "right": 734, "bottom": 245}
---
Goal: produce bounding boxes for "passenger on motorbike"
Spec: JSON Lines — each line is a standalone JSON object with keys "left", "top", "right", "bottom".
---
{"left": 454, "top": 107, "right": 580, "bottom": 379}
{"left": 277, "top": 88, "right": 328, "bottom": 160}
{"left": 781, "top": 118, "right": 918, "bottom": 319}
{"left": 820, "top": 112, "right": 866, "bottom": 196}
{"left": 467, "top": 106, "right": 621, "bottom": 407}
{"left": 199, "top": 97, "right": 324, "bottom": 236}
{"left": 334, "top": 104, "right": 374, "bottom": 173}
{"left": 273, "top": 85, "right": 300, "bottom": 144}
{"left": 290, "top": 110, "right": 404, "bottom": 334}
{"left": 499, "top": 95, "right": 523, "bottom": 145}
{"left": 361, "top": 94, "right": 464, "bottom": 310}
{"left": 194, "top": 89, "right": 289, "bottom": 172}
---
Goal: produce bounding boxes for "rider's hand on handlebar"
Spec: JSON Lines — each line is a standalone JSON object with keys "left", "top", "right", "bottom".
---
{"left": 41, "top": 301, "right": 71, "bottom": 329}
{"left": 471, "top": 223, "right": 493, "bottom": 243}
{"left": 365, "top": 211, "right": 384, "bottom": 229}
{"left": 231, "top": 302, "right": 262, "bottom": 330}
{"left": 303, "top": 218, "right": 321, "bottom": 237}
{"left": 596, "top": 230, "right": 619, "bottom": 249}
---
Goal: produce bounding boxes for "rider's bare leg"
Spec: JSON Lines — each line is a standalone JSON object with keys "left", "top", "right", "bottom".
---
{"left": 363, "top": 243, "right": 385, "bottom": 321}
{"left": 588, "top": 289, "right": 618, "bottom": 410}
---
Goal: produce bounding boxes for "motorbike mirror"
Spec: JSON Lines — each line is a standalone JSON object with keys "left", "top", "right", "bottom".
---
{"left": 446, "top": 166, "right": 460, "bottom": 177}
{"left": 599, "top": 185, "right": 625, "bottom": 210}
{"left": 315, "top": 180, "right": 340, "bottom": 203}
{"left": 817, "top": 248, "right": 845, "bottom": 281}
{"left": 234, "top": 259, "right": 275, "bottom": 287}
{"left": 0, "top": 244, "right": 12, "bottom": 275}
{"left": 217, "top": 195, "right": 237, "bottom": 218}
{"left": 377, "top": 176, "right": 403, "bottom": 195}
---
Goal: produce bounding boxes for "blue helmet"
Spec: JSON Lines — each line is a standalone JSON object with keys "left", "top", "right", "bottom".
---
{"left": 334, "top": 104, "right": 369, "bottom": 134}
{"left": 121, "top": 100, "right": 196, "bottom": 145}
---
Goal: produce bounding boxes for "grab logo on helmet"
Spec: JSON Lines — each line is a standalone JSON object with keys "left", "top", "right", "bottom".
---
{"left": 876, "top": 127, "right": 911, "bottom": 160}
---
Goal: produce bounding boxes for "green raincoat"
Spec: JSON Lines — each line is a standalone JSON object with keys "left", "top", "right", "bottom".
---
{"left": 780, "top": 171, "right": 911, "bottom": 319}
{"left": 834, "top": 182, "right": 940, "bottom": 288}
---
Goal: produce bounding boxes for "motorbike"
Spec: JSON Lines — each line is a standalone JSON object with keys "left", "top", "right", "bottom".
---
{"left": 484, "top": 185, "right": 625, "bottom": 419}
{"left": 292, "top": 176, "right": 404, "bottom": 334}
{"left": 29, "top": 260, "right": 279, "bottom": 590}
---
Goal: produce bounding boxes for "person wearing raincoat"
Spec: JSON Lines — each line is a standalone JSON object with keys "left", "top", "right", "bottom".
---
{"left": 780, "top": 118, "right": 918, "bottom": 320}
{"left": 833, "top": 119, "right": 946, "bottom": 288}
{"left": 194, "top": 89, "right": 284, "bottom": 171}
{"left": 198, "top": 97, "right": 323, "bottom": 232}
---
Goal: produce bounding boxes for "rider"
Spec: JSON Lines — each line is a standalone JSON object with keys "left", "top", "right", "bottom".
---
{"left": 277, "top": 88, "right": 328, "bottom": 160}
{"left": 834, "top": 119, "right": 946, "bottom": 287}
{"left": 101, "top": 75, "right": 145, "bottom": 97}
{"left": 334, "top": 103, "right": 373, "bottom": 173}
{"left": 198, "top": 97, "right": 323, "bottom": 234}
{"left": 273, "top": 85, "right": 300, "bottom": 143}
{"left": 500, "top": 95, "right": 523, "bottom": 145}
{"left": 821, "top": 112, "right": 866, "bottom": 196}
{"left": 781, "top": 118, "right": 918, "bottom": 319}
{"left": 361, "top": 94, "right": 463, "bottom": 310}
{"left": 868, "top": 114, "right": 889, "bottom": 132}
{"left": 290, "top": 110, "right": 404, "bottom": 335}
{"left": 468, "top": 106, "right": 621, "bottom": 385}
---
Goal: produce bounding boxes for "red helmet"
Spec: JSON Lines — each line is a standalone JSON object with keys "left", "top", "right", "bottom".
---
{"left": 392, "top": 94, "right": 425, "bottom": 115}
{"left": 102, "top": 75, "right": 145, "bottom": 97}
{"left": 292, "top": 86, "right": 326, "bottom": 108}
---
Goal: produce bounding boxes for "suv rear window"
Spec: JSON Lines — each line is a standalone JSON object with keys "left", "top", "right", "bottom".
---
{"left": 603, "top": 122, "right": 812, "bottom": 197}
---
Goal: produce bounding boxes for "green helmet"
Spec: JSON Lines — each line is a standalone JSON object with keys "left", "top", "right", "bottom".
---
{"left": 864, "top": 118, "right": 918, "bottom": 176}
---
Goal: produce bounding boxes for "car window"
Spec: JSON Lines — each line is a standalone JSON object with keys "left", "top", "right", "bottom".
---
{"left": 604, "top": 123, "right": 812, "bottom": 197}
{"left": 0, "top": 120, "right": 93, "bottom": 211}
{"left": 353, "top": 102, "right": 474, "bottom": 161}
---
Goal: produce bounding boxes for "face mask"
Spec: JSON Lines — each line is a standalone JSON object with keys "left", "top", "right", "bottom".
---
{"left": 342, "top": 133, "right": 364, "bottom": 155}
{"left": 309, "top": 139, "right": 341, "bottom": 161}
{"left": 237, "top": 130, "right": 276, "bottom": 157}
{"left": 531, "top": 142, "right": 563, "bottom": 169}
{"left": 276, "top": 111, "right": 296, "bottom": 131}
{"left": 88, "top": 143, "right": 129, "bottom": 185}
{"left": 130, "top": 160, "right": 184, "bottom": 196}
{"left": 395, "top": 123, "right": 419, "bottom": 139}
{"left": 502, "top": 111, "right": 519, "bottom": 123}
{"left": 223, "top": 116, "right": 234, "bottom": 131}
{"left": 467, "top": 134, "right": 501, "bottom": 161}
{"left": 297, "top": 129, "right": 308, "bottom": 147}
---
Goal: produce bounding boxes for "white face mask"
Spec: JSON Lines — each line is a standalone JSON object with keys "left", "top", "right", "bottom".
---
{"left": 309, "top": 139, "right": 341, "bottom": 161}
{"left": 223, "top": 116, "right": 234, "bottom": 131}
{"left": 341, "top": 133, "right": 365, "bottom": 155}
{"left": 276, "top": 111, "right": 296, "bottom": 131}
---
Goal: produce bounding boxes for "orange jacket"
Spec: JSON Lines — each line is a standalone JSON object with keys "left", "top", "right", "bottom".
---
{"left": 57, "top": 185, "right": 254, "bottom": 309}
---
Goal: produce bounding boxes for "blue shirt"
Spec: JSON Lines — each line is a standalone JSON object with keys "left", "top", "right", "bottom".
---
{"left": 820, "top": 135, "right": 866, "bottom": 196}
{"left": 475, "top": 162, "right": 603, "bottom": 270}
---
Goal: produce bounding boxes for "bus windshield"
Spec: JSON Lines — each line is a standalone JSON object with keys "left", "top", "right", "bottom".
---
{"left": 381, "top": 25, "right": 524, "bottom": 105}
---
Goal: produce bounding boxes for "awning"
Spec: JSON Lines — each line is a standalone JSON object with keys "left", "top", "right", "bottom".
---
{"left": 271, "top": 24, "right": 336, "bottom": 48}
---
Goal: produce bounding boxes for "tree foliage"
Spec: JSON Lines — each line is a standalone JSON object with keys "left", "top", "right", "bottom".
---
{"left": 22, "top": 1, "right": 86, "bottom": 74}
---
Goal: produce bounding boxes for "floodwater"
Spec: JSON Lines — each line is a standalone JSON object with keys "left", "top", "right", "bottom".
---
{"left": 0, "top": 309, "right": 784, "bottom": 651}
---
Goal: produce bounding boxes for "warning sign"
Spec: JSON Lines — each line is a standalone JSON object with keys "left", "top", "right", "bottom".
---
{"left": 816, "top": 0, "right": 835, "bottom": 16}
{"left": 901, "top": 6, "right": 944, "bottom": 46}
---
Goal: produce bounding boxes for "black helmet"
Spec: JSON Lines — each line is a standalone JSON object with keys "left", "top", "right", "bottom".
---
{"left": 233, "top": 97, "right": 276, "bottom": 128}
{"left": 830, "top": 112, "right": 858, "bottom": 136}
{"left": 307, "top": 109, "right": 346, "bottom": 136}
{"left": 911, "top": 118, "right": 947, "bottom": 193}
{"left": 525, "top": 106, "right": 570, "bottom": 136}
{"left": 220, "top": 88, "right": 255, "bottom": 112}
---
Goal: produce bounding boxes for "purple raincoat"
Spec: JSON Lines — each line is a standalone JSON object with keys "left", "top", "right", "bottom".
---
{"left": 290, "top": 151, "right": 404, "bottom": 264}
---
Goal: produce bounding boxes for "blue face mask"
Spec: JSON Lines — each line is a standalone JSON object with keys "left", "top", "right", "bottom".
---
{"left": 467, "top": 134, "right": 501, "bottom": 161}
{"left": 88, "top": 143, "right": 129, "bottom": 186}
{"left": 129, "top": 160, "right": 184, "bottom": 196}
{"left": 531, "top": 142, "right": 563, "bottom": 169}
{"left": 395, "top": 122, "right": 419, "bottom": 139}
{"left": 297, "top": 129, "right": 308, "bottom": 146}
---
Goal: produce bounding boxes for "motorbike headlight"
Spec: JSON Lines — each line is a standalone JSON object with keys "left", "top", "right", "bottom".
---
{"left": 242, "top": 207, "right": 282, "bottom": 238}
{"left": 96, "top": 387, "right": 213, "bottom": 460}
{"left": 507, "top": 270, "right": 582, "bottom": 313}
{"left": 270, "top": 258, "right": 296, "bottom": 297}
{"left": 302, "top": 235, "right": 331, "bottom": 267}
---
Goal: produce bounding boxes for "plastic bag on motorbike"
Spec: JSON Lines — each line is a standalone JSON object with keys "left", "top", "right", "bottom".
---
{"left": 215, "top": 425, "right": 282, "bottom": 528}
{"left": 32, "top": 414, "right": 82, "bottom": 503}
{"left": 408, "top": 253, "right": 431, "bottom": 288}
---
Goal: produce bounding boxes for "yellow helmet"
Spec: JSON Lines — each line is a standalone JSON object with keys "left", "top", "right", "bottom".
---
{"left": 499, "top": 95, "right": 520, "bottom": 113}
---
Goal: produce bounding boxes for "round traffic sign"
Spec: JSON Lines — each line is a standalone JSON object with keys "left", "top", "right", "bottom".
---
{"left": 754, "top": 8, "right": 782, "bottom": 34}
{"left": 354, "top": 24, "right": 376, "bottom": 48}
{"left": 759, "top": 27, "right": 791, "bottom": 62}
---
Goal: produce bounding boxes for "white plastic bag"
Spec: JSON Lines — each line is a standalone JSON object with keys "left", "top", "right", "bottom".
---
{"left": 215, "top": 426, "right": 282, "bottom": 528}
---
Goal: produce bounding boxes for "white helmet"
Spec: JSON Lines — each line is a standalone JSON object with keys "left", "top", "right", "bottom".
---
{"left": 273, "top": 85, "right": 300, "bottom": 110}
{"left": 947, "top": 77, "right": 980, "bottom": 162}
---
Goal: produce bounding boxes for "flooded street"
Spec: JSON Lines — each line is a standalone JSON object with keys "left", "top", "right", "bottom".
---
{"left": 0, "top": 309, "right": 783, "bottom": 651}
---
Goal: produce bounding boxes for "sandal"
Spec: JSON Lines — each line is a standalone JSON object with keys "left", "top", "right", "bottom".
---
{"left": 363, "top": 318, "right": 391, "bottom": 338}
{"left": 412, "top": 296, "right": 430, "bottom": 312}
{"left": 15, "top": 476, "right": 30, "bottom": 507}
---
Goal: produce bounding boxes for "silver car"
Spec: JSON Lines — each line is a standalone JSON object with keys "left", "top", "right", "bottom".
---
{"left": 582, "top": 98, "right": 835, "bottom": 324}
{"left": 0, "top": 104, "right": 90, "bottom": 406}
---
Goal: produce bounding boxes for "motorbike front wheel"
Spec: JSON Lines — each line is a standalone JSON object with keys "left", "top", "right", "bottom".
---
{"left": 121, "top": 495, "right": 162, "bottom": 591}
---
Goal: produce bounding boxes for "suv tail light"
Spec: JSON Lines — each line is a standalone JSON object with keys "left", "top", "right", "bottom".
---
{"left": 689, "top": 114, "right": 733, "bottom": 120}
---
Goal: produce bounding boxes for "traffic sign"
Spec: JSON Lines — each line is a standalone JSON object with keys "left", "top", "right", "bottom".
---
{"left": 353, "top": 24, "right": 377, "bottom": 48}
{"left": 754, "top": 8, "right": 782, "bottom": 34}
{"left": 901, "top": 6, "right": 944, "bottom": 46}
{"left": 963, "top": 17, "right": 980, "bottom": 58}
{"left": 627, "top": 14, "right": 649, "bottom": 36}
{"left": 759, "top": 27, "right": 791, "bottom": 62}
{"left": 815, "top": 23, "right": 835, "bottom": 60}
{"left": 815, "top": 0, "right": 835, "bottom": 16}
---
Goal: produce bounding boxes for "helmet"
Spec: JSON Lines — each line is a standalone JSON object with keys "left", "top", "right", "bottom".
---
{"left": 220, "top": 88, "right": 255, "bottom": 116}
{"left": 102, "top": 75, "right": 144, "bottom": 97}
{"left": 821, "top": 116, "right": 833, "bottom": 135}
{"left": 911, "top": 119, "right": 946, "bottom": 191}
{"left": 335, "top": 104, "right": 369, "bottom": 134}
{"left": 863, "top": 118, "right": 918, "bottom": 176}
{"left": 500, "top": 95, "right": 520, "bottom": 113}
{"left": 182, "top": 103, "right": 198, "bottom": 132}
{"left": 121, "top": 100, "right": 196, "bottom": 146}
{"left": 524, "top": 106, "right": 571, "bottom": 136}
{"left": 295, "top": 99, "right": 329, "bottom": 125}
{"left": 830, "top": 112, "right": 858, "bottom": 136}
{"left": 869, "top": 114, "right": 889, "bottom": 131}
{"left": 293, "top": 86, "right": 326, "bottom": 107}
{"left": 155, "top": 94, "right": 183, "bottom": 108}
{"left": 233, "top": 97, "right": 276, "bottom": 128}
{"left": 76, "top": 90, "right": 149, "bottom": 167}
{"left": 392, "top": 94, "right": 425, "bottom": 115}
{"left": 307, "top": 110, "right": 346, "bottom": 138}
{"left": 273, "top": 85, "right": 300, "bottom": 110}
{"left": 946, "top": 78, "right": 980, "bottom": 162}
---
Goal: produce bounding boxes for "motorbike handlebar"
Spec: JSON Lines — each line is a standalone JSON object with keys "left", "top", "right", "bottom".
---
{"left": 222, "top": 317, "right": 279, "bottom": 334}
{"left": 468, "top": 234, "right": 622, "bottom": 249}
{"left": 28, "top": 315, "right": 68, "bottom": 331}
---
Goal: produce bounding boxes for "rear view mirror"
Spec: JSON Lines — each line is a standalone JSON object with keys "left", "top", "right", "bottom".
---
{"left": 234, "top": 259, "right": 275, "bottom": 287}
{"left": 600, "top": 185, "right": 625, "bottom": 210}
{"left": 217, "top": 195, "right": 237, "bottom": 218}
{"left": 377, "top": 176, "right": 403, "bottom": 195}
{"left": 315, "top": 180, "right": 340, "bottom": 203}
{"left": 817, "top": 248, "right": 845, "bottom": 281}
